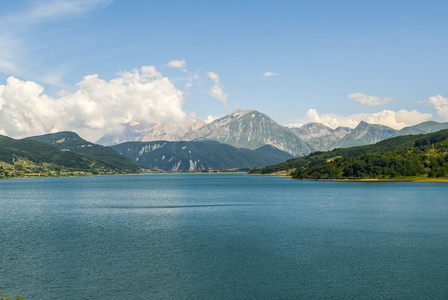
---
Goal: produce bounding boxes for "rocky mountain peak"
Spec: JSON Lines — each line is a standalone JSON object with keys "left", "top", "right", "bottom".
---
{"left": 292, "top": 123, "right": 333, "bottom": 139}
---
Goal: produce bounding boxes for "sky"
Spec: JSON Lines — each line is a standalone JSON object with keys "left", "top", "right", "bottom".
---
{"left": 0, "top": 0, "right": 448, "bottom": 141}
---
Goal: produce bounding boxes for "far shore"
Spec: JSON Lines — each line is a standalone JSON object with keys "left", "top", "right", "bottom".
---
{"left": 291, "top": 177, "right": 448, "bottom": 183}
{"left": 7, "top": 171, "right": 448, "bottom": 183}
{"left": 249, "top": 171, "right": 448, "bottom": 182}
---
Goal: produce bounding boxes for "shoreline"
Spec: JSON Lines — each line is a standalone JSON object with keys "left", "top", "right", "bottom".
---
{"left": 6, "top": 171, "right": 448, "bottom": 183}
{"left": 249, "top": 172, "right": 448, "bottom": 182}
{"left": 2, "top": 170, "right": 251, "bottom": 180}
{"left": 291, "top": 177, "right": 448, "bottom": 183}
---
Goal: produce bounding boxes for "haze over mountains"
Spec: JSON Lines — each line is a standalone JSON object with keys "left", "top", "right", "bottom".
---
{"left": 96, "top": 109, "right": 448, "bottom": 156}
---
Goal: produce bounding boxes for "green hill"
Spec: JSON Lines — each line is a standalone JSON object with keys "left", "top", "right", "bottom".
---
{"left": 112, "top": 140, "right": 293, "bottom": 171}
{"left": 249, "top": 133, "right": 422, "bottom": 174}
{"left": 27, "top": 131, "right": 140, "bottom": 172}
{"left": 0, "top": 135, "right": 135, "bottom": 179}
{"left": 398, "top": 121, "right": 448, "bottom": 135}
{"left": 251, "top": 130, "right": 448, "bottom": 180}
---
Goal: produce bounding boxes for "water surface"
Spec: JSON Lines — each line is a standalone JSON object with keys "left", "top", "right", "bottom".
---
{"left": 1, "top": 174, "right": 447, "bottom": 299}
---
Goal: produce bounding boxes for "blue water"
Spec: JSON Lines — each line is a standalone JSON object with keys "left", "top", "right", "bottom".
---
{"left": 0, "top": 174, "right": 447, "bottom": 299}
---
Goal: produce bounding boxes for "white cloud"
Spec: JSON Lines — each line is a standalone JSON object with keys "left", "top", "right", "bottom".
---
{"left": 207, "top": 71, "right": 220, "bottom": 81}
{"left": 204, "top": 115, "right": 217, "bottom": 123}
{"left": 207, "top": 71, "right": 229, "bottom": 106}
{"left": 423, "top": 95, "right": 448, "bottom": 121}
{"left": 167, "top": 59, "right": 186, "bottom": 69}
{"left": 305, "top": 108, "right": 432, "bottom": 129}
{"left": 0, "top": 66, "right": 187, "bottom": 141}
{"left": 348, "top": 92, "right": 393, "bottom": 106}
{"left": 306, "top": 109, "right": 361, "bottom": 128}
{"left": 395, "top": 109, "right": 433, "bottom": 125}
{"left": 263, "top": 72, "right": 279, "bottom": 77}
{"left": 364, "top": 110, "right": 409, "bottom": 128}
{"left": 286, "top": 123, "right": 304, "bottom": 128}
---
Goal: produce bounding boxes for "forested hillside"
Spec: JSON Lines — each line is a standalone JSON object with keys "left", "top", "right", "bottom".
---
{"left": 112, "top": 140, "right": 293, "bottom": 171}
{"left": 251, "top": 130, "right": 448, "bottom": 180}
{"left": 28, "top": 131, "right": 140, "bottom": 172}
{"left": 0, "top": 135, "right": 139, "bottom": 179}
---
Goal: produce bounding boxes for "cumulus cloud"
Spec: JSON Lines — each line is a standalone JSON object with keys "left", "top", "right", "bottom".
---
{"left": 263, "top": 72, "right": 279, "bottom": 77}
{"left": 306, "top": 109, "right": 360, "bottom": 128}
{"left": 0, "top": 66, "right": 187, "bottom": 141}
{"left": 207, "top": 71, "right": 229, "bottom": 106}
{"left": 348, "top": 92, "right": 394, "bottom": 106}
{"left": 422, "top": 95, "right": 448, "bottom": 121}
{"left": 305, "top": 108, "right": 432, "bottom": 130}
{"left": 395, "top": 109, "right": 433, "bottom": 125}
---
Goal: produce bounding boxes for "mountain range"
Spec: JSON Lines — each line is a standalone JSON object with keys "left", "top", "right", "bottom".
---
{"left": 2, "top": 108, "right": 448, "bottom": 174}
{"left": 96, "top": 109, "right": 448, "bottom": 156}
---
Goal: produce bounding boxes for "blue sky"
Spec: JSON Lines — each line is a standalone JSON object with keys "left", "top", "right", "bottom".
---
{"left": 0, "top": 0, "right": 447, "bottom": 141}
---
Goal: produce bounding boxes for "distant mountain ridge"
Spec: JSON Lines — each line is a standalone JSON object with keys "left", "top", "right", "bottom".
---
{"left": 100, "top": 109, "right": 314, "bottom": 156}
{"left": 96, "top": 109, "right": 448, "bottom": 157}
{"left": 291, "top": 120, "right": 448, "bottom": 151}
{"left": 290, "top": 123, "right": 353, "bottom": 150}
{"left": 134, "top": 118, "right": 206, "bottom": 142}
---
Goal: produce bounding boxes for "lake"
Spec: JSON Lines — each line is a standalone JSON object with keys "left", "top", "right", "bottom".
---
{"left": 1, "top": 173, "right": 447, "bottom": 299}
